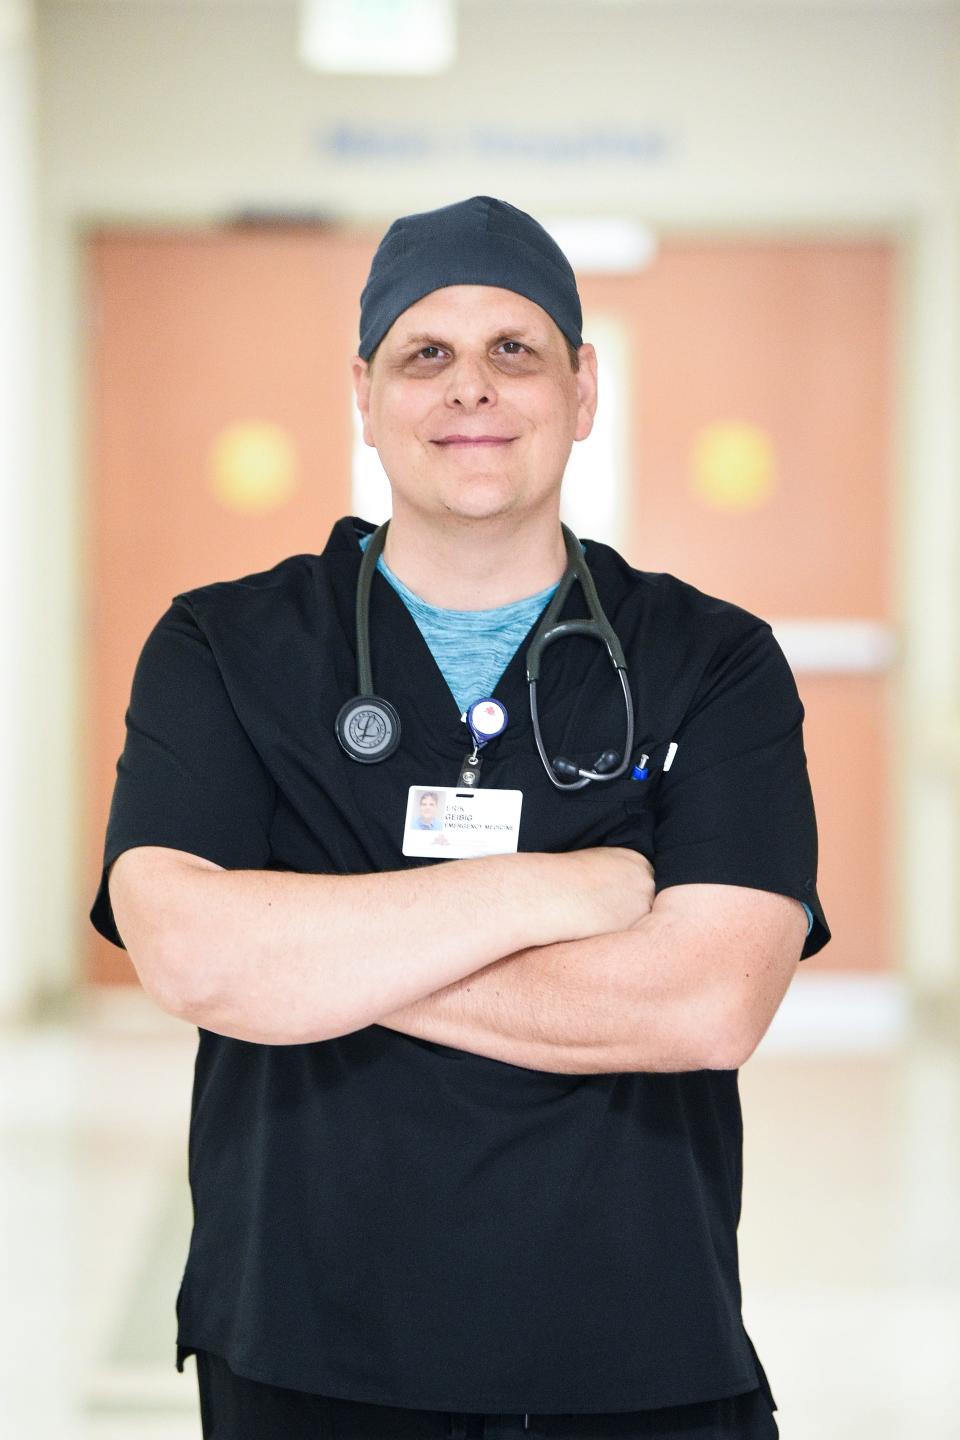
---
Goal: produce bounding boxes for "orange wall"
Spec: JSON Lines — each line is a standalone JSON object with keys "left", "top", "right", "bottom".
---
{"left": 87, "top": 229, "right": 892, "bottom": 980}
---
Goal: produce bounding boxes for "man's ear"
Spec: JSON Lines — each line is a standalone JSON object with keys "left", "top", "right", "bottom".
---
{"left": 573, "top": 343, "right": 598, "bottom": 442}
{"left": 350, "top": 356, "right": 376, "bottom": 447}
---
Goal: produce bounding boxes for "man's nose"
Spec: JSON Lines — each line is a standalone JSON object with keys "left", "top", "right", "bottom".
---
{"left": 444, "top": 355, "right": 496, "bottom": 407}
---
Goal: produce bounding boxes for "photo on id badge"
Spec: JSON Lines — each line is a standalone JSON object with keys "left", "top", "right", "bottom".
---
{"left": 402, "top": 785, "right": 523, "bottom": 859}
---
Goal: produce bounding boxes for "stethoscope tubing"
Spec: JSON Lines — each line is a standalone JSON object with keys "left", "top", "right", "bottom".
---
{"left": 530, "top": 665, "right": 635, "bottom": 790}
{"left": 354, "top": 519, "right": 389, "bottom": 697}
{"left": 347, "top": 520, "right": 635, "bottom": 789}
{"left": 525, "top": 525, "right": 635, "bottom": 788}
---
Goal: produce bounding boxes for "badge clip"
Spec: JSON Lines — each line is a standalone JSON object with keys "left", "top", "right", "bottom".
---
{"left": 458, "top": 750, "right": 483, "bottom": 788}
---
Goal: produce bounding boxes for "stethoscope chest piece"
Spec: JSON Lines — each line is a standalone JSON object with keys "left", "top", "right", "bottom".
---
{"left": 335, "top": 694, "right": 401, "bottom": 763}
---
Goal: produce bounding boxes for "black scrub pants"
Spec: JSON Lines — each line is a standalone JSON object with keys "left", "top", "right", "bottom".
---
{"left": 194, "top": 1350, "right": 780, "bottom": 1440}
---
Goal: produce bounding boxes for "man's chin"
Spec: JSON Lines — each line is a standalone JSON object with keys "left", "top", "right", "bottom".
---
{"left": 436, "top": 480, "right": 530, "bottom": 523}
{"left": 442, "top": 496, "right": 515, "bottom": 519}
{"left": 392, "top": 479, "right": 557, "bottom": 528}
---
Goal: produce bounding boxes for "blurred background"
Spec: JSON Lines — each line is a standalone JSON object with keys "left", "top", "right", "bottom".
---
{"left": 1, "top": 0, "right": 959, "bottom": 1434}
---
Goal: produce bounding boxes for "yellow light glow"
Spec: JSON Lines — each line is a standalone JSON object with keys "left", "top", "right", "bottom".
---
{"left": 691, "top": 422, "right": 776, "bottom": 511}
{"left": 209, "top": 422, "right": 299, "bottom": 514}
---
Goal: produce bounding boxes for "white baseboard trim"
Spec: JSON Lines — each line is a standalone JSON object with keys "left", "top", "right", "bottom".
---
{"left": 756, "top": 973, "right": 910, "bottom": 1054}
{"left": 77, "top": 984, "right": 197, "bottom": 1042}
{"left": 78, "top": 973, "right": 911, "bottom": 1056}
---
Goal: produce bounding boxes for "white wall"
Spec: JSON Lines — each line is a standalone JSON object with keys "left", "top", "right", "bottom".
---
{"left": 20, "top": 0, "right": 960, "bottom": 1013}
{"left": 0, "top": 0, "right": 37, "bottom": 1019}
{"left": 37, "top": 1, "right": 955, "bottom": 221}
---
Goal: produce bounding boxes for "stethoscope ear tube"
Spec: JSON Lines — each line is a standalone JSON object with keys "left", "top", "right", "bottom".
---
{"left": 530, "top": 670, "right": 635, "bottom": 790}
{"left": 562, "top": 525, "right": 628, "bottom": 670}
{"left": 526, "top": 526, "right": 628, "bottom": 683}
{"left": 355, "top": 521, "right": 390, "bottom": 696}
{"left": 524, "top": 524, "right": 635, "bottom": 788}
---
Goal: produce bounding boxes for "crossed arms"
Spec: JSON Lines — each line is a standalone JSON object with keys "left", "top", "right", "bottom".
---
{"left": 108, "top": 843, "right": 807, "bottom": 1074}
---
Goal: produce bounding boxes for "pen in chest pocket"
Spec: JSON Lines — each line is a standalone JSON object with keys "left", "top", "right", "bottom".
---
{"left": 631, "top": 741, "right": 679, "bottom": 783}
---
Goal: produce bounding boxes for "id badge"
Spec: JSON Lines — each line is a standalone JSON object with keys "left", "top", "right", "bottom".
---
{"left": 402, "top": 785, "right": 523, "bottom": 859}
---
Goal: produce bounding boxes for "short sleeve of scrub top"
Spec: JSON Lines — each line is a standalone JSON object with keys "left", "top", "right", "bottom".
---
{"left": 90, "top": 600, "right": 276, "bottom": 949}
{"left": 652, "top": 621, "right": 830, "bottom": 962}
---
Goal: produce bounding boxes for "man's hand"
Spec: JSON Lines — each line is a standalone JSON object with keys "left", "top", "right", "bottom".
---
{"left": 629, "top": 852, "right": 656, "bottom": 926}
{"left": 557, "top": 846, "right": 656, "bottom": 938}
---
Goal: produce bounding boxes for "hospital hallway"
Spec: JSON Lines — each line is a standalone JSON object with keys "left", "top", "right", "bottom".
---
{"left": 1, "top": 988, "right": 957, "bottom": 1440}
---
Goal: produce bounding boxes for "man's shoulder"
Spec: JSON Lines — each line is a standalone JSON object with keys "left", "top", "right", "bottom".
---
{"left": 172, "top": 552, "right": 319, "bottom": 613}
{"left": 154, "top": 554, "right": 328, "bottom": 672}
{"left": 168, "top": 517, "right": 364, "bottom": 630}
{"left": 588, "top": 537, "right": 771, "bottom": 644}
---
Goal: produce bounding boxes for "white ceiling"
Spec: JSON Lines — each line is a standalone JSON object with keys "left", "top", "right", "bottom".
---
{"left": 48, "top": 0, "right": 960, "bottom": 10}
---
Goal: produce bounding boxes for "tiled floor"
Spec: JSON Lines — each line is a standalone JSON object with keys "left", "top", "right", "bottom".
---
{"left": 2, "top": 987, "right": 959, "bottom": 1439}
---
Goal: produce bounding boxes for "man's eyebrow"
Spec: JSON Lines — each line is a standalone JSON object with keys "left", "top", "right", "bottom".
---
{"left": 397, "top": 329, "right": 541, "bottom": 349}
{"left": 397, "top": 333, "right": 445, "bottom": 348}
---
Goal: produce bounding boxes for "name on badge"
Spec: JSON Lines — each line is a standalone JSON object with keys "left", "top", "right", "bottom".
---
{"left": 402, "top": 785, "right": 523, "bottom": 859}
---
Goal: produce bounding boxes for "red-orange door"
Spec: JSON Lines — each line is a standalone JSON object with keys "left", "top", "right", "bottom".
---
{"left": 581, "top": 240, "right": 893, "bottom": 975}
{"left": 85, "top": 226, "right": 376, "bottom": 982}
{"left": 86, "top": 229, "right": 891, "bottom": 982}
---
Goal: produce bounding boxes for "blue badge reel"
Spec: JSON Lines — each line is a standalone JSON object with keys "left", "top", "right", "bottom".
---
{"left": 466, "top": 698, "right": 509, "bottom": 748}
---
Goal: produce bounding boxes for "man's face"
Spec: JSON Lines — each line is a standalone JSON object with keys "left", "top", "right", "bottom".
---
{"left": 351, "top": 286, "right": 597, "bottom": 527}
{"left": 419, "top": 793, "right": 438, "bottom": 823}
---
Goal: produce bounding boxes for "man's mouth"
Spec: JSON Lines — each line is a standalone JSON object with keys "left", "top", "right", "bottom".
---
{"left": 433, "top": 436, "right": 516, "bottom": 446}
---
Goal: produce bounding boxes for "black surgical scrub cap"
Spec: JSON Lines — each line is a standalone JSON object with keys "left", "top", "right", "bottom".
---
{"left": 358, "top": 195, "right": 583, "bottom": 361}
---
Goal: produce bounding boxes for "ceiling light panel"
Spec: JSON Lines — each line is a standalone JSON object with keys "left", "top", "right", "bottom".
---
{"left": 298, "top": 0, "right": 456, "bottom": 75}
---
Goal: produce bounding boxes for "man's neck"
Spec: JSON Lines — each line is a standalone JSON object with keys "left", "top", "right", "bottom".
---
{"left": 380, "top": 510, "right": 568, "bottom": 610}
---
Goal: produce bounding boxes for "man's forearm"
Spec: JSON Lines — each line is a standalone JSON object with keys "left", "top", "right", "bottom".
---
{"left": 147, "top": 853, "right": 580, "bottom": 1045}
{"left": 374, "top": 912, "right": 723, "bottom": 1074}
{"left": 117, "top": 845, "right": 651, "bottom": 1046}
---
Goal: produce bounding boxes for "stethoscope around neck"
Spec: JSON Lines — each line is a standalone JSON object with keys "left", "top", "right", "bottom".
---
{"left": 334, "top": 520, "right": 636, "bottom": 790}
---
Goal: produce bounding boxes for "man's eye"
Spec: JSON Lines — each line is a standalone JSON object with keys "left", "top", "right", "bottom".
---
{"left": 499, "top": 341, "right": 526, "bottom": 355}
{"left": 415, "top": 346, "right": 445, "bottom": 361}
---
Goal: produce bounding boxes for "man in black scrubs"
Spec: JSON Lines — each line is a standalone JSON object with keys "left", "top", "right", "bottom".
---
{"left": 91, "top": 196, "right": 830, "bottom": 1439}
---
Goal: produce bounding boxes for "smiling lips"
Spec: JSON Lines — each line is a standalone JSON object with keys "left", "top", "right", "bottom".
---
{"left": 433, "top": 435, "right": 516, "bottom": 446}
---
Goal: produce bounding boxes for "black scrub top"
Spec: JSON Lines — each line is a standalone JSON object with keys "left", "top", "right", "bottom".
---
{"left": 90, "top": 515, "right": 830, "bottom": 1415}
